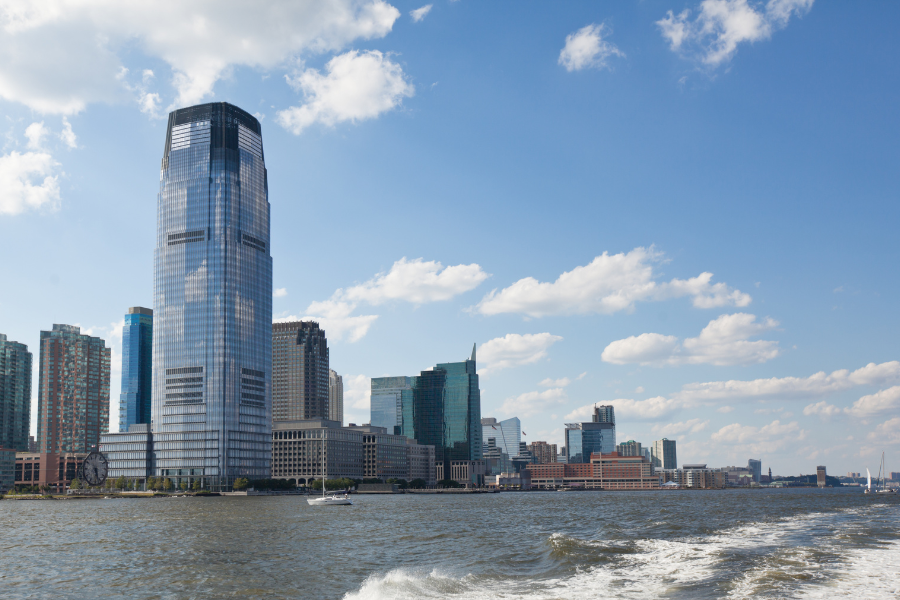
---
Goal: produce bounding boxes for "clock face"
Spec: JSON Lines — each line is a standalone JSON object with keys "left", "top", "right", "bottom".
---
{"left": 82, "top": 451, "right": 108, "bottom": 487}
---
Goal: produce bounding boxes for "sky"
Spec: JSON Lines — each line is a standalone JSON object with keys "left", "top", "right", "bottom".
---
{"left": 0, "top": 0, "right": 898, "bottom": 476}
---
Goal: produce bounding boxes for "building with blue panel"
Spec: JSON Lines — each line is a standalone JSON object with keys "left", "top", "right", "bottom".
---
{"left": 119, "top": 307, "right": 153, "bottom": 432}
{"left": 0, "top": 333, "right": 32, "bottom": 452}
{"left": 565, "top": 405, "right": 616, "bottom": 464}
{"left": 481, "top": 416, "right": 520, "bottom": 458}
{"left": 152, "top": 102, "right": 272, "bottom": 491}
{"left": 370, "top": 376, "right": 412, "bottom": 435}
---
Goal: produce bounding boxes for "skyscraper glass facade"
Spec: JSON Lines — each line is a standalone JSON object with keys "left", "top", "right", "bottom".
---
{"left": 481, "top": 416, "right": 520, "bottom": 457}
{"left": 328, "top": 369, "right": 343, "bottom": 425}
{"left": 652, "top": 438, "right": 677, "bottom": 470}
{"left": 119, "top": 307, "right": 153, "bottom": 431}
{"left": 37, "top": 325, "right": 110, "bottom": 453}
{"left": 565, "top": 422, "right": 615, "bottom": 464}
{"left": 0, "top": 334, "right": 32, "bottom": 451}
{"left": 370, "top": 376, "right": 412, "bottom": 435}
{"left": 152, "top": 103, "right": 272, "bottom": 490}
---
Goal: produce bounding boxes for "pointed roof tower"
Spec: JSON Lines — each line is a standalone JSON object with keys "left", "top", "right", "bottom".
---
{"left": 471, "top": 343, "right": 476, "bottom": 363}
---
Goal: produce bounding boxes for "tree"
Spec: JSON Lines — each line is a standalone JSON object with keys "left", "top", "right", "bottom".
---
{"left": 439, "top": 479, "right": 462, "bottom": 488}
{"left": 233, "top": 477, "right": 249, "bottom": 491}
{"left": 179, "top": 481, "right": 188, "bottom": 491}
{"left": 192, "top": 479, "right": 201, "bottom": 491}
{"left": 409, "top": 478, "right": 427, "bottom": 489}
{"left": 163, "top": 478, "right": 174, "bottom": 491}
{"left": 116, "top": 476, "right": 126, "bottom": 490}
{"left": 363, "top": 477, "right": 383, "bottom": 484}
{"left": 70, "top": 478, "right": 81, "bottom": 490}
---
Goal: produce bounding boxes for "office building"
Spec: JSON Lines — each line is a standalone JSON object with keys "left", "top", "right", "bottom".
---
{"left": 270, "top": 419, "right": 363, "bottom": 483}
{"left": 346, "top": 424, "right": 409, "bottom": 481}
{"left": 748, "top": 459, "right": 762, "bottom": 484}
{"left": 0, "top": 334, "right": 32, "bottom": 451}
{"left": 36, "top": 325, "right": 110, "bottom": 453}
{"left": 14, "top": 452, "right": 86, "bottom": 493}
{"left": 370, "top": 376, "right": 412, "bottom": 435}
{"left": 659, "top": 464, "right": 726, "bottom": 489}
{"left": 406, "top": 438, "right": 436, "bottom": 486}
{"left": 565, "top": 405, "right": 616, "bottom": 464}
{"left": 528, "top": 441, "right": 557, "bottom": 464}
{"left": 328, "top": 369, "right": 343, "bottom": 425}
{"left": 525, "top": 453, "right": 658, "bottom": 490}
{"left": 817, "top": 465, "right": 827, "bottom": 488}
{"left": 481, "top": 417, "right": 521, "bottom": 458}
{"left": 483, "top": 437, "right": 513, "bottom": 475}
{"left": 651, "top": 438, "right": 677, "bottom": 470}
{"left": 119, "top": 307, "right": 153, "bottom": 432}
{"left": 616, "top": 440, "right": 642, "bottom": 457}
{"left": 0, "top": 447, "right": 14, "bottom": 493}
{"left": 99, "top": 424, "right": 153, "bottom": 487}
{"left": 273, "top": 321, "right": 329, "bottom": 421}
{"left": 28, "top": 436, "right": 36, "bottom": 453}
{"left": 152, "top": 103, "right": 272, "bottom": 491}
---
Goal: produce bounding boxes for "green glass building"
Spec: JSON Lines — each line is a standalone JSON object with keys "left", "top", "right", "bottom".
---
{"left": 0, "top": 334, "right": 32, "bottom": 451}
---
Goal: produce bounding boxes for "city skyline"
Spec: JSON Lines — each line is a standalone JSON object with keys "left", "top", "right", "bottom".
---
{"left": 1, "top": 2, "right": 898, "bottom": 474}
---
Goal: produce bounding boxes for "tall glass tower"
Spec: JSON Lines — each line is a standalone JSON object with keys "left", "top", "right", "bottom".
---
{"left": 119, "top": 307, "right": 153, "bottom": 432}
{"left": 152, "top": 102, "right": 272, "bottom": 490}
{"left": 0, "top": 334, "right": 32, "bottom": 451}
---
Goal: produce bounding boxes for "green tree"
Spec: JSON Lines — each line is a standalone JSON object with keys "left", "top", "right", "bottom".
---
{"left": 233, "top": 477, "right": 249, "bottom": 491}
{"left": 192, "top": 479, "right": 201, "bottom": 491}
{"left": 163, "top": 478, "right": 174, "bottom": 491}
{"left": 439, "top": 479, "right": 462, "bottom": 488}
{"left": 115, "top": 476, "right": 126, "bottom": 490}
{"left": 179, "top": 481, "right": 188, "bottom": 491}
{"left": 70, "top": 478, "right": 81, "bottom": 490}
{"left": 409, "top": 478, "right": 427, "bottom": 489}
{"left": 362, "top": 477, "right": 383, "bottom": 484}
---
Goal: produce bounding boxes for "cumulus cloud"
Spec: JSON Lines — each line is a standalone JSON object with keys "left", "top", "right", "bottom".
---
{"left": 558, "top": 23, "right": 624, "bottom": 72}
{"left": 475, "top": 247, "right": 750, "bottom": 318}
{"left": 59, "top": 117, "right": 77, "bottom": 148}
{"left": 24, "top": 122, "right": 48, "bottom": 149}
{"left": 652, "top": 418, "right": 709, "bottom": 437}
{"left": 277, "top": 49, "right": 413, "bottom": 134}
{"left": 342, "top": 373, "right": 371, "bottom": 425}
{"left": 501, "top": 387, "right": 567, "bottom": 418}
{"left": 0, "top": 0, "right": 401, "bottom": 113}
{"left": 674, "top": 361, "right": 900, "bottom": 404}
{"left": 657, "top": 0, "right": 814, "bottom": 68}
{"left": 0, "top": 151, "right": 61, "bottom": 215}
{"left": 273, "top": 288, "right": 288, "bottom": 298}
{"left": 410, "top": 5, "right": 432, "bottom": 22}
{"left": 803, "top": 400, "right": 841, "bottom": 418}
{"left": 601, "top": 313, "right": 780, "bottom": 366}
{"left": 710, "top": 419, "right": 804, "bottom": 453}
{"left": 846, "top": 386, "right": 900, "bottom": 418}
{"left": 282, "top": 257, "right": 488, "bottom": 342}
{"left": 868, "top": 417, "right": 900, "bottom": 446}
{"left": 565, "top": 396, "right": 685, "bottom": 422}
{"left": 479, "top": 333, "right": 562, "bottom": 375}
{"left": 539, "top": 373, "right": 585, "bottom": 388}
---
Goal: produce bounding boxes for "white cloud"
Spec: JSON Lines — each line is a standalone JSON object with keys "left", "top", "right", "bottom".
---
{"left": 410, "top": 5, "right": 432, "bottom": 22}
{"left": 717, "top": 405, "right": 734, "bottom": 413}
{"left": 479, "top": 333, "right": 562, "bottom": 375}
{"left": 867, "top": 417, "right": 900, "bottom": 446}
{"left": 289, "top": 257, "right": 488, "bottom": 342}
{"left": 601, "top": 313, "right": 780, "bottom": 366}
{"left": 24, "top": 121, "right": 48, "bottom": 149}
{"left": 558, "top": 23, "right": 624, "bottom": 72}
{"left": 565, "top": 396, "right": 685, "bottom": 422}
{"left": 0, "top": 151, "right": 61, "bottom": 215}
{"left": 710, "top": 419, "right": 804, "bottom": 453}
{"left": 674, "top": 361, "right": 900, "bottom": 404}
{"left": 0, "top": 0, "right": 401, "bottom": 113}
{"left": 657, "top": 0, "right": 814, "bottom": 68}
{"left": 475, "top": 247, "right": 750, "bottom": 318}
{"left": 540, "top": 377, "right": 571, "bottom": 388}
{"left": 277, "top": 49, "right": 413, "bottom": 135}
{"left": 501, "top": 387, "right": 567, "bottom": 418}
{"left": 803, "top": 400, "right": 841, "bottom": 418}
{"left": 273, "top": 287, "right": 288, "bottom": 298}
{"left": 846, "top": 386, "right": 900, "bottom": 418}
{"left": 652, "top": 418, "right": 709, "bottom": 437}
{"left": 342, "top": 373, "right": 371, "bottom": 425}
{"left": 59, "top": 117, "right": 76, "bottom": 148}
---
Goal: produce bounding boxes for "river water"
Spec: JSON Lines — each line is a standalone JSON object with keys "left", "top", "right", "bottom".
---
{"left": 1, "top": 488, "right": 898, "bottom": 599}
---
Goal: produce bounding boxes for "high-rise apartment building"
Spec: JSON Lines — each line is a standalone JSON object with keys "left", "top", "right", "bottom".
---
{"left": 0, "top": 334, "right": 32, "bottom": 451}
{"left": 371, "top": 376, "right": 412, "bottom": 435}
{"left": 593, "top": 405, "right": 615, "bottom": 424}
{"left": 119, "top": 307, "right": 153, "bottom": 432}
{"left": 152, "top": 103, "right": 272, "bottom": 490}
{"left": 328, "top": 369, "right": 343, "bottom": 425}
{"left": 272, "top": 321, "right": 329, "bottom": 421}
{"left": 36, "top": 325, "right": 110, "bottom": 453}
{"left": 748, "top": 458, "right": 762, "bottom": 484}
{"left": 616, "top": 439, "right": 642, "bottom": 457}
{"left": 481, "top": 416, "right": 521, "bottom": 458}
{"left": 652, "top": 438, "right": 677, "bottom": 470}
{"left": 528, "top": 441, "right": 557, "bottom": 464}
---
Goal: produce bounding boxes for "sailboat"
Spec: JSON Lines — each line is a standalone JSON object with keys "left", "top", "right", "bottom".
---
{"left": 307, "top": 435, "right": 352, "bottom": 506}
{"left": 864, "top": 453, "right": 896, "bottom": 494}
{"left": 864, "top": 468, "right": 872, "bottom": 494}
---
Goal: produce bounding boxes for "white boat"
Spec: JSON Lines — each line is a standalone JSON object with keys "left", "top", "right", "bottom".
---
{"left": 865, "top": 453, "right": 896, "bottom": 494}
{"left": 307, "top": 438, "right": 352, "bottom": 506}
{"left": 864, "top": 468, "right": 872, "bottom": 494}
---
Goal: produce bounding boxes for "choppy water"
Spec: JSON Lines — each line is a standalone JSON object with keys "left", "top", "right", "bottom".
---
{"left": 1, "top": 488, "right": 898, "bottom": 599}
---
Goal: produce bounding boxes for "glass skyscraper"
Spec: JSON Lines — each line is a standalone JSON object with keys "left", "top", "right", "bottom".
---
{"left": 565, "top": 404, "right": 616, "bottom": 463}
{"left": 370, "top": 376, "right": 412, "bottom": 435}
{"left": 0, "top": 334, "right": 32, "bottom": 451}
{"left": 152, "top": 102, "right": 272, "bottom": 490}
{"left": 481, "top": 416, "right": 520, "bottom": 458}
{"left": 119, "top": 307, "right": 153, "bottom": 432}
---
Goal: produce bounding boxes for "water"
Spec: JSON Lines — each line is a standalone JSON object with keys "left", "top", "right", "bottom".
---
{"left": 1, "top": 488, "right": 897, "bottom": 599}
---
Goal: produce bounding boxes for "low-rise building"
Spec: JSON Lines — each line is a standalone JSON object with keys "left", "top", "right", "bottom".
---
{"left": 436, "top": 460, "right": 485, "bottom": 486}
{"left": 346, "top": 424, "right": 409, "bottom": 481}
{"left": 0, "top": 447, "right": 15, "bottom": 493}
{"left": 99, "top": 424, "right": 153, "bottom": 488}
{"left": 526, "top": 453, "right": 658, "bottom": 490}
{"left": 660, "top": 465, "right": 725, "bottom": 489}
{"left": 271, "top": 419, "right": 364, "bottom": 484}
{"left": 406, "top": 438, "right": 436, "bottom": 486}
{"left": 486, "top": 471, "right": 531, "bottom": 489}
{"left": 14, "top": 452, "right": 86, "bottom": 492}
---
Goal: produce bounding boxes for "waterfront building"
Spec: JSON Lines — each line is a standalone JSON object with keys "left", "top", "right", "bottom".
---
{"left": 271, "top": 419, "right": 364, "bottom": 483}
{"left": 0, "top": 447, "right": 14, "bottom": 493}
{"left": 565, "top": 421, "right": 615, "bottom": 464}
{"left": 723, "top": 465, "right": 753, "bottom": 486}
{"left": 119, "top": 307, "right": 153, "bottom": 432}
{"left": 665, "top": 464, "right": 727, "bottom": 489}
{"left": 0, "top": 334, "right": 32, "bottom": 451}
{"left": 528, "top": 441, "right": 557, "bottom": 464}
{"left": 436, "top": 460, "right": 485, "bottom": 486}
{"left": 556, "top": 451, "right": 567, "bottom": 464}
{"left": 37, "top": 325, "right": 110, "bottom": 454}
{"left": 370, "top": 376, "right": 412, "bottom": 435}
{"left": 328, "top": 369, "right": 343, "bottom": 425}
{"left": 748, "top": 459, "right": 762, "bottom": 484}
{"left": 525, "top": 453, "right": 658, "bottom": 490}
{"left": 406, "top": 438, "right": 436, "bottom": 486}
{"left": 486, "top": 471, "right": 531, "bottom": 489}
{"left": 346, "top": 424, "right": 409, "bottom": 481}
{"left": 481, "top": 416, "right": 521, "bottom": 458}
{"left": 817, "top": 465, "right": 827, "bottom": 488}
{"left": 483, "top": 437, "right": 513, "bottom": 475}
{"left": 651, "top": 438, "right": 677, "bottom": 470}
{"left": 14, "top": 452, "right": 86, "bottom": 493}
{"left": 616, "top": 440, "right": 642, "bottom": 457}
{"left": 99, "top": 424, "right": 153, "bottom": 488}
{"left": 152, "top": 103, "right": 272, "bottom": 491}
{"left": 273, "top": 321, "right": 328, "bottom": 421}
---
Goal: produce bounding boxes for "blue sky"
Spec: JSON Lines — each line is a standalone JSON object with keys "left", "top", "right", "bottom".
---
{"left": 1, "top": 0, "right": 898, "bottom": 475}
